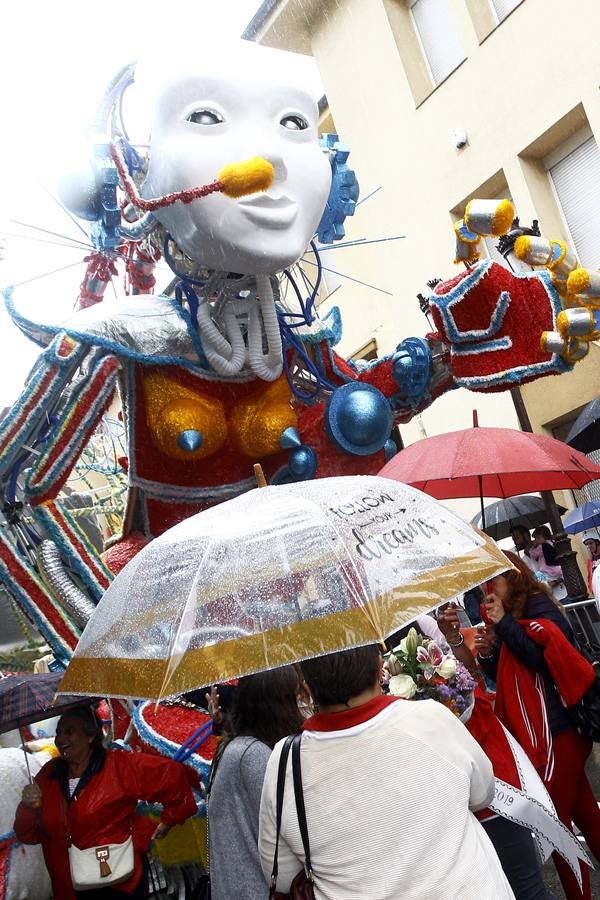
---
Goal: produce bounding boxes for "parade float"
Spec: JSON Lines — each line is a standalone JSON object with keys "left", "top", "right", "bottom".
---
{"left": 0, "top": 40, "right": 597, "bottom": 886}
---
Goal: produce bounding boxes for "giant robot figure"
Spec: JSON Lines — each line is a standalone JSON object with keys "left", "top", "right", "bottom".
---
{"left": 0, "top": 43, "right": 588, "bottom": 662}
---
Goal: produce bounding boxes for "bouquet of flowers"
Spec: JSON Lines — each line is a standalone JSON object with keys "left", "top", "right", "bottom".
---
{"left": 383, "top": 627, "right": 476, "bottom": 722}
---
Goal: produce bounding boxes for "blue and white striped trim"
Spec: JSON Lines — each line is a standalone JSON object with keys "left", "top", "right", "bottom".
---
{"left": 27, "top": 362, "right": 118, "bottom": 496}
{"left": 455, "top": 355, "right": 571, "bottom": 389}
{"left": 452, "top": 336, "right": 513, "bottom": 356}
{"left": 0, "top": 534, "right": 75, "bottom": 661}
{"left": 133, "top": 702, "right": 211, "bottom": 812}
{"left": 33, "top": 504, "right": 110, "bottom": 601}
{"left": 130, "top": 474, "right": 257, "bottom": 503}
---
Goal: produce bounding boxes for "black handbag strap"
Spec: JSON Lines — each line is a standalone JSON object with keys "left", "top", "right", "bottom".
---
{"left": 270, "top": 734, "right": 295, "bottom": 894}
{"left": 291, "top": 732, "right": 314, "bottom": 882}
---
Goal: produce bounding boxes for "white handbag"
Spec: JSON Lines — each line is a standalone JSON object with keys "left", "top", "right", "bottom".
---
{"left": 68, "top": 835, "right": 135, "bottom": 891}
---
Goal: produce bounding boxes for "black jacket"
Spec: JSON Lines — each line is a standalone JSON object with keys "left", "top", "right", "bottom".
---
{"left": 480, "top": 593, "right": 574, "bottom": 736}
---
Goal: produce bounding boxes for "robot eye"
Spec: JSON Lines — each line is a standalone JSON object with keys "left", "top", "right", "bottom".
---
{"left": 280, "top": 114, "right": 309, "bottom": 131}
{"left": 186, "top": 109, "right": 224, "bottom": 125}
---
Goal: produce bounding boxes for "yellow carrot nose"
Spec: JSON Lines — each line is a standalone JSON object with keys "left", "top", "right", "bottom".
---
{"left": 217, "top": 157, "right": 275, "bottom": 198}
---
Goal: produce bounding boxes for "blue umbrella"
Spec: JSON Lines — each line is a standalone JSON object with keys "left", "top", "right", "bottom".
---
{"left": 563, "top": 500, "right": 600, "bottom": 534}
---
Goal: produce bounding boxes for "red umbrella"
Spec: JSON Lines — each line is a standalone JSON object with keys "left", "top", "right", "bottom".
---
{"left": 379, "top": 412, "right": 600, "bottom": 528}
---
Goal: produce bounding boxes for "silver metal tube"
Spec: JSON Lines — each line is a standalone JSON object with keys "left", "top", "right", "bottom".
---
{"left": 37, "top": 540, "right": 96, "bottom": 628}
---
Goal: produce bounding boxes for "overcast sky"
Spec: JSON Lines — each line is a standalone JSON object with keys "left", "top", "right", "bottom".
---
{"left": 0, "top": 0, "right": 323, "bottom": 406}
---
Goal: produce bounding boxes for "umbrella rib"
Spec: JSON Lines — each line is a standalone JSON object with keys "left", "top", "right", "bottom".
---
{"left": 156, "top": 536, "right": 217, "bottom": 701}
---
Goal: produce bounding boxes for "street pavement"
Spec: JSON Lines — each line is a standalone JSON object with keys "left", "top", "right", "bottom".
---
{"left": 541, "top": 744, "right": 600, "bottom": 897}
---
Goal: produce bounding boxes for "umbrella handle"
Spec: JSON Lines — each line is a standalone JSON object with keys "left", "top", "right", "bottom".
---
{"left": 19, "top": 726, "right": 34, "bottom": 784}
{"left": 478, "top": 474, "right": 486, "bottom": 532}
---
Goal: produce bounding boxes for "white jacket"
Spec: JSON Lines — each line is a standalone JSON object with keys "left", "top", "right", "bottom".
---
{"left": 259, "top": 698, "right": 514, "bottom": 900}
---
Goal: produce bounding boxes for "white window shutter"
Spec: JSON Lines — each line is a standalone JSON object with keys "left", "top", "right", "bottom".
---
{"left": 490, "top": 0, "right": 522, "bottom": 23}
{"left": 411, "top": 0, "right": 465, "bottom": 87}
{"left": 549, "top": 137, "right": 600, "bottom": 269}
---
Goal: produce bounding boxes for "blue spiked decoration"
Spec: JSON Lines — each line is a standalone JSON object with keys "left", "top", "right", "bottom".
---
{"left": 272, "top": 427, "right": 318, "bottom": 483}
{"left": 279, "top": 426, "right": 303, "bottom": 450}
{"left": 177, "top": 429, "right": 203, "bottom": 452}
{"left": 317, "top": 134, "right": 360, "bottom": 244}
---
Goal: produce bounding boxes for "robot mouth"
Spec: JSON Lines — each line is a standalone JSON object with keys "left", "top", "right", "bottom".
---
{"left": 237, "top": 195, "right": 298, "bottom": 228}
{"left": 237, "top": 194, "right": 295, "bottom": 209}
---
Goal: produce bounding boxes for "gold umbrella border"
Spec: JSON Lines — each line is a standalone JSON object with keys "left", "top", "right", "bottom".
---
{"left": 58, "top": 535, "right": 510, "bottom": 701}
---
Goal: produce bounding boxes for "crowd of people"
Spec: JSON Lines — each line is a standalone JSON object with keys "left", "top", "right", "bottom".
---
{"left": 206, "top": 545, "right": 599, "bottom": 900}
{"left": 12, "top": 530, "right": 600, "bottom": 900}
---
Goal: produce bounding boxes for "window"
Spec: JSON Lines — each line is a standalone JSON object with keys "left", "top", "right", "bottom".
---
{"left": 349, "top": 339, "right": 378, "bottom": 363}
{"left": 546, "top": 131, "right": 600, "bottom": 269}
{"left": 489, "top": 0, "right": 523, "bottom": 24}
{"left": 410, "top": 0, "right": 466, "bottom": 87}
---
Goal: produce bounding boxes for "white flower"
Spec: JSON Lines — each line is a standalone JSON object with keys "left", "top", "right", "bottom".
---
{"left": 398, "top": 628, "right": 419, "bottom": 657}
{"left": 437, "top": 656, "right": 457, "bottom": 679}
{"left": 388, "top": 674, "right": 417, "bottom": 699}
{"left": 385, "top": 653, "right": 402, "bottom": 676}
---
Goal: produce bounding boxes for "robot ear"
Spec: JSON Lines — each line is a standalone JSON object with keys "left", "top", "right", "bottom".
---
{"left": 316, "top": 134, "right": 360, "bottom": 245}
{"left": 56, "top": 63, "right": 140, "bottom": 251}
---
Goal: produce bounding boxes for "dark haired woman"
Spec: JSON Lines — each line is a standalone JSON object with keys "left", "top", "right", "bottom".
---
{"left": 260, "top": 644, "right": 514, "bottom": 899}
{"left": 208, "top": 666, "right": 302, "bottom": 900}
{"left": 478, "top": 551, "right": 600, "bottom": 900}
{"left": 15, "top": 705, "right": 197, "bottom": 900}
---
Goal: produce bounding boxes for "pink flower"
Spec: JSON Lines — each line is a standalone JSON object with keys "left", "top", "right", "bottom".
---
{"left": 416, "top": 642, "right": 456, "bottom": 680}
{"left": 417, "top": 642, "right": 444, "bottom": 669}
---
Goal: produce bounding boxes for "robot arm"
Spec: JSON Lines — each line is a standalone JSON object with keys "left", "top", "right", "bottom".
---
{"left": 0, "top": 335, "right": 120, "bottom": 660}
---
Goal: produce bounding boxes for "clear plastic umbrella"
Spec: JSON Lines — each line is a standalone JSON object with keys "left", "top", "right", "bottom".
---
{"left": 59, "top": 476, "right": 510, "bottom": 700}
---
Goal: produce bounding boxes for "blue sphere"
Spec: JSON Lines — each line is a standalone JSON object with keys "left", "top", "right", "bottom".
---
{"left": 326, "top": 384, "right": 393, "bottom": 456}
{"left": 288, "top": 446, "right": 317, "bottom": 477}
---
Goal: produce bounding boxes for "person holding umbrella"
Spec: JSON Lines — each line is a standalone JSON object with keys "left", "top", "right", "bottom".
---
{"left": 14, "top": 705, "right": 197, "bottom": 900}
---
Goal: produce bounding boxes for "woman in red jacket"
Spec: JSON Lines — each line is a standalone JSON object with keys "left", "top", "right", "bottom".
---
{"left": 14, "top": 705, "right": 197, "bottom": 899}
{"left": 477, "top": 552, "right": 600, "bottom": 900}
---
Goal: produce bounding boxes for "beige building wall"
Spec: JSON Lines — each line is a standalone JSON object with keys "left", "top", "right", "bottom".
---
{"left": 247, "top": 0, "right": 600, "bottom": 532}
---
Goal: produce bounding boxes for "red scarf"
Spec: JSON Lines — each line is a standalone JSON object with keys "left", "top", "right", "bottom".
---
{"left": 466, "top": 687, "right": 520, "bottom": 787}
{"left": 302, "top": 695, "right": 399, "bottom": 732}
{"left": 494, "top": 618, "right": 594, "bottom": 776}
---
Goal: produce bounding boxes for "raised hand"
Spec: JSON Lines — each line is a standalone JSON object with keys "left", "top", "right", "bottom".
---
{"left": 205, "top": 685, "right": 223, "bottom": 728}
{"left": 21, "top": 782, "right": 42, "bottom": 809}
{"left": 484, "top": 593, "right": 505, "bottom": 625}
{"left": 474, "top": 627, "right": 496, "bottom": 657}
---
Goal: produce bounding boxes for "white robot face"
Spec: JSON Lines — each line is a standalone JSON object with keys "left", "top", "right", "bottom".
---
{"left": 142, "top": 50, "right": 332, "bottom": 275}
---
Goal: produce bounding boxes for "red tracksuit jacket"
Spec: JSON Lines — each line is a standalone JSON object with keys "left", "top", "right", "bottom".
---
{"left": 14, "top": 749, "right": 197, "bottom": 899}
